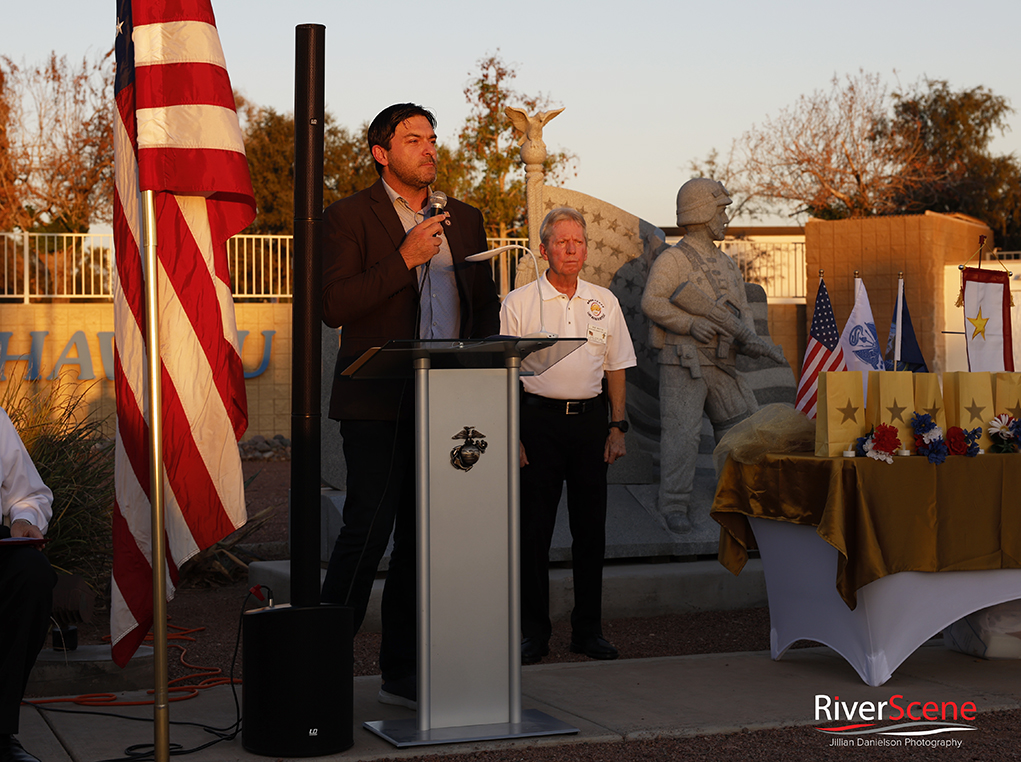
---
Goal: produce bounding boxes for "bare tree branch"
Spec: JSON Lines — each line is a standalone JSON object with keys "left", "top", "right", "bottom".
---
{"left": 1, "top": 50, "right": 113, "bottom": 232}
{"left": 732, "top": 71, "right": 940, "bottom": 220}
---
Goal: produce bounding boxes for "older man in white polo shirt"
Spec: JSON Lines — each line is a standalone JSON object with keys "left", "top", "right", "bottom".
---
{"left": 500, "top": 207, "right": 636, "bottom": 665}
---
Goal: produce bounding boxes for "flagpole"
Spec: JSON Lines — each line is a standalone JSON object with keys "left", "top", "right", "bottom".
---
{"left": 140, "top": 188, "right": 171, "bottom": 762}
{"left": 894, "top": 273, "right": 904, "bottom": 370}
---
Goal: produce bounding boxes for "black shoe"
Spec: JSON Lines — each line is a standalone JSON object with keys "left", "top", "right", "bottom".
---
{"left": 378, "top": 675, "right": 417, "bottom": 709}
{"left": 570, "top": 635, "right": 618, "bottom": 660}
{"left": 521, "top": 637, "right": 549, "bottom": 665}
{"left": 0, "top": 735, "right": 42, "bottom": 762}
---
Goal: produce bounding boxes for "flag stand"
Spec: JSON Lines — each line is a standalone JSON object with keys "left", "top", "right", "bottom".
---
{"left": 140, "top": 188, "right": 170, "bottom": 762}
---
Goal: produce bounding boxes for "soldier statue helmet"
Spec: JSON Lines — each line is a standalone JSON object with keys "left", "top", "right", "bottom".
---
{"left": 676, "top": 178, "right": 732, "bottom": 229}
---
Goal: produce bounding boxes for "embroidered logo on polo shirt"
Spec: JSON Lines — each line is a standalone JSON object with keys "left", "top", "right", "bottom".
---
{"left": 587, "top": 299, "right": 605, "bottom": 320}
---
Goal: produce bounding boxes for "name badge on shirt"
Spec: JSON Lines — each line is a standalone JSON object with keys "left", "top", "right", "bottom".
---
{"left": 587, "top": 324, "right": 607, "bottom": 345}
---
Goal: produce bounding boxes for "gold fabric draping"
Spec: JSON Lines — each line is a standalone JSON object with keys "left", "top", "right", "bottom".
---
{"left": 711, "top": 453, "right": 1021, "bottom": 610}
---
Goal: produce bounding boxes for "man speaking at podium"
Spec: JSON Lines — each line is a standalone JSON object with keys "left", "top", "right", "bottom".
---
{"left": 500, "top": 207, "right": 636, "bottom": 665}
{"left": 320, "top": 103, "right": 499, "bottom": 708}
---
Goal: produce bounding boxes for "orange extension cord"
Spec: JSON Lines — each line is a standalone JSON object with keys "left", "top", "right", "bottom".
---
{"left": 26, "top": 619, "right": 241, "bottom": 708}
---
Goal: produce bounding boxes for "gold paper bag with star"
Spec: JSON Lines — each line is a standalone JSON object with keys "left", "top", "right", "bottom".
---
{"left": 943, "top": 371, "right": 994, "bottom": 450}
{"left": 913, "top": 373, "right": 947, "bottom": 432}
{"left": 815, "top": 371, "right": 868, "bottom": 457}
{"left": 865, "top": 370, "right": 915, "bottom": 452}
{"left": 992, "top": 373, "right": 1021, "bottom": 421}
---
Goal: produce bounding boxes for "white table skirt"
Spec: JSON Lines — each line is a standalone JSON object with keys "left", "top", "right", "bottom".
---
{"left": 750, "top": 516, "right": 1021, "bottom": 686}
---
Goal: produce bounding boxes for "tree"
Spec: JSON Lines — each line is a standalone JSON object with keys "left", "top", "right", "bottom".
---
{"left": 239, "top": 52, "right": 578, "bottom": 239}
{"left": 238, "top": 97, "right": 374, "bottom": 234}
{"left": 440, "top": 52, "right": 575, "bottom": 238}
{"left": 237, "top": 102, "right": 291, "bottom": 234}
{"left": 889, "top": 80, "right": 1021, "bottom": 248}
{"left": 0, "top": 51, "right": 114, "bottom": 233}
{"left": 687, "top": 146, "right": 765, "bottom": 225}
{"left": 731, "top": 71, "right": 936, "bottom": 220}
{"left": 322, "top": 116, "right": 376, "bottom": 211}
{"left": 0, "top": 67, "right": 19, "bottom": 231}
{"left": 696, "top": 73, "right": 1021, "bottom": 248}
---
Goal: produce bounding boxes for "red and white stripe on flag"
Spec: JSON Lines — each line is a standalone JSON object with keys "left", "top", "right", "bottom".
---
{"left": 794, "top": 278, "right": 847, "bottom": 419}
{"left": 111, "top": 0, "right": 256, "bottom": 667}
{"left": 794, "top": 338, "right": 847, "bottom": 419}
{"left": 962, "top": 267, "right": 1014, "bottom": 372}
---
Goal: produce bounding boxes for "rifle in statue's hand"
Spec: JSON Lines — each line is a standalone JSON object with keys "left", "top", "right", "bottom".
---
{"left": 669, "top": 282, "right": 786, "bottom": 364}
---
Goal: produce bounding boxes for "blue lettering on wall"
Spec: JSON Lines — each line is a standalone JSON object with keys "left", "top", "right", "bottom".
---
{"left": 237, "top": 330, "right": 275, "bottom": 379}
{"left": 0, "top": 331, "right": 48, "bottom": 380}
{"left": 0, "top": 329, "right": 274, "bottom": 380}
{"left": 48, "top": 330, "right": 96, "bottom": 380}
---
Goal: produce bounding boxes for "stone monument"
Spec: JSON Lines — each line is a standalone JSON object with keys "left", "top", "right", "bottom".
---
{"left": 320, "top": 113, "right": 796, "bottom": 569}
{"left": 641, "top": 179, "right": 786, "bottom": 534}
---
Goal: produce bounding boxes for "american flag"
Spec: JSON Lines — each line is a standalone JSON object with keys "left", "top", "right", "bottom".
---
{"left": 794, "top": 278, "right": 847, "bottom": 419}
{"left": 111, "top": 0, "right": 255, "bottom": 667}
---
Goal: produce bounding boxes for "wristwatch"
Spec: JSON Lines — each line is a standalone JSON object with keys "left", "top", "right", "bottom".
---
{"left": 609, "top": 420, "right": 629, "bottom": 433}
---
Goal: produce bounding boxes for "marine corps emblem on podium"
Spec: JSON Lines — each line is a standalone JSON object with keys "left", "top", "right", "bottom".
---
{"left": 450, "top": 426, "right": 488, "bottom": 471}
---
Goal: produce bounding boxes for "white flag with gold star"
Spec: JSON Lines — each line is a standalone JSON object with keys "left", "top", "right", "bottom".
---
{"left": 962, "top": 267, "right": 1014, "bottom": 372}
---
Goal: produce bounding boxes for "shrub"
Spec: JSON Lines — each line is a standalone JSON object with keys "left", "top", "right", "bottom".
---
{"left": 2, "top": 375, "right": 114, "bottom": 590}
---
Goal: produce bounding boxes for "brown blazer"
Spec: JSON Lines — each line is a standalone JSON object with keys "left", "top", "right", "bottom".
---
{"left": 322, "top": 179, "right": 500, "bottom": 420}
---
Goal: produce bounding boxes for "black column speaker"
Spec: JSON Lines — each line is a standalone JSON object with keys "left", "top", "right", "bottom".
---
{"left": 290, "top": 22, "right": 324, "bottom": 607}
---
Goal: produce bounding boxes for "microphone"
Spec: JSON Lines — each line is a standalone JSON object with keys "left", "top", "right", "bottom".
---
{"left": 415, "top": 192, "right": 447, "bottom": 338}
{"left": 466, "top": 244, "right": 556, "bottom": 340}
{"left": 427, "top": 191, "right": 447, "bottom": 218}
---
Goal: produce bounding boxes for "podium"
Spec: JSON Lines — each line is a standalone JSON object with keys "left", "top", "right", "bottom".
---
{"left": 344, "top": 338, "right": 581, "bottom": 747}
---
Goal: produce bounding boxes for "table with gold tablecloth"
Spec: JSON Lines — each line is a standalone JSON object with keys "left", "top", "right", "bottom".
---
{"left": 710, "top": 452, "right": 1021, "bottom": 686}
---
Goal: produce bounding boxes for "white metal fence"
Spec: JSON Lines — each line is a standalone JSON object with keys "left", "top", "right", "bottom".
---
{"left": 720, "top": 240, "right": 807, "bottom": 302}
{"left": 1, "top": 232, "right": 807, "bottom": 302}
{"left": 226, "top": 234, "right": 293, "bottom": 300}
{"left": 1, "top": 233, "right": 114, "bottom": 302}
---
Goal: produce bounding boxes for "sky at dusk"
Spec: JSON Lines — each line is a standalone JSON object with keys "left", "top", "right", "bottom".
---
{"left": 3, "top": 0, "right": 1020, "bottom": 229}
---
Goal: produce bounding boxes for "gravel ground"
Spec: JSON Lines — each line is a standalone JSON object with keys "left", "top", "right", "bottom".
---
{"left": 71, "top": 460, "right": 1021, "bottom": 761}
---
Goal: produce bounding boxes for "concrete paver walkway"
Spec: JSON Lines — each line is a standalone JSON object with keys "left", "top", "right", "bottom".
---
{"left": 19, "top": 643, "right": 1021, "bottom": 761}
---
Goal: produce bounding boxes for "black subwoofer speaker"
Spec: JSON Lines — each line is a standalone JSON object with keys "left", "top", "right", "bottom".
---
{"left": 242, "top": 604, "right": 353, "bottom": 756}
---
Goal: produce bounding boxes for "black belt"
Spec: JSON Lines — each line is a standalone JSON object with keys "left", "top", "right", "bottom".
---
{"left": 522, "top": 392, "right": 601, "bottom": 415}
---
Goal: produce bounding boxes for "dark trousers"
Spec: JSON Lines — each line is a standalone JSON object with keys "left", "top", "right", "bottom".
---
{"left": 0, "top": 527, "right": 55, "bottom": 734}
{"left": 320, "top": 419, "right": 416, "bottom": 681}
{"left": 519, "top": 398, "right": 608, "bottom": 642}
